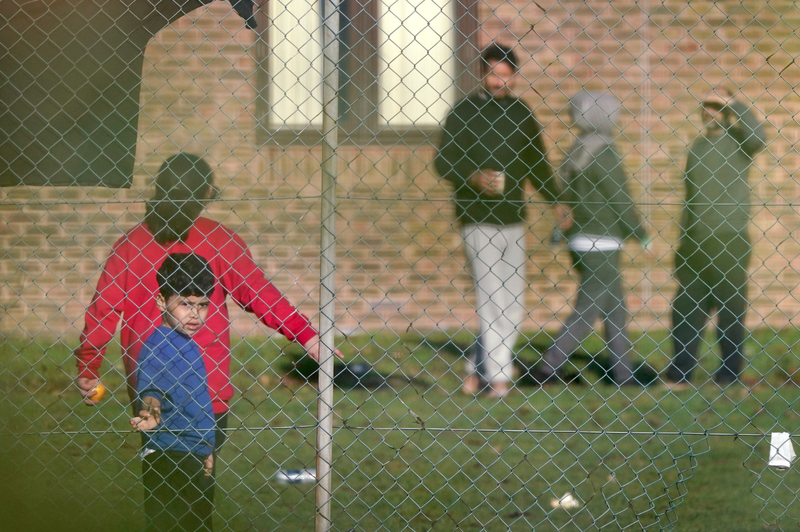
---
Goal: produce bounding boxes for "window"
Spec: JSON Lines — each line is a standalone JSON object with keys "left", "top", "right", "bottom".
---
{"left": 377, "top": 0, "right": 456, "bottom": 127}
{"left": 257, "top": 0, "right": 478, "bottom": 144}
{"left": 266, "top": 0, "right": 323, "bottom": 128}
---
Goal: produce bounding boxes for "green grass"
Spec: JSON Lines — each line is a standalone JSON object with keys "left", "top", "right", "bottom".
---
{"left": 2, "top": 328, "right": 800, "bottom": 531}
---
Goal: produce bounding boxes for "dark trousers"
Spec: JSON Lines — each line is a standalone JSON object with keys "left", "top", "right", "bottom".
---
{"left": 140, "top": 412, "right": 227, "bottom": 532}
{"left": 544, "top": 250, "right": 633, "bottom": 384}
{"left": 143, "top": 451, "right": 214, "bottom": 532}
{"left": 667, "top": 235, "right": 751, "bottom": 383}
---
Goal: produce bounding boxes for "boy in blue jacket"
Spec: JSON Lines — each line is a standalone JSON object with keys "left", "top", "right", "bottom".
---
{"left": 131, "top": 253, "right": 217, "bottom": 532}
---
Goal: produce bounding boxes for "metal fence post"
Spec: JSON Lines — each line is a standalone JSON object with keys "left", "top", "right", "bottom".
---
{"left": 316, "top": 0, "right": 340, "bottom": 530}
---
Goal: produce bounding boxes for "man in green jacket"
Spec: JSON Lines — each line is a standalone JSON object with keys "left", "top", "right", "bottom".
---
{"left": 666, "top": 89, "right": 766, "bottom": 388}
{"left": 434, "top": 44, "right": 564, "bottom": 397}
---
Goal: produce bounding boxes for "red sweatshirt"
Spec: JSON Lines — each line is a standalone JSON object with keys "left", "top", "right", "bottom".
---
{"left": 75, "top": 217, "right": 318, "bottom": 413}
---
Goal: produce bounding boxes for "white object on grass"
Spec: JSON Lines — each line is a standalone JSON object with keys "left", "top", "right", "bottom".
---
{"left": 275, "top": 468, "right": 317, "bottom": 484}
{"left": 550, "top": 492, "right": 581, "bottom": 510}
{"left": 769, "top": 432, "right": 796, "bottom": 470}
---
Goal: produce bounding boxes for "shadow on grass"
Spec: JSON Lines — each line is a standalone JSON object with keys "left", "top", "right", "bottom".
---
{"left": 419, "top": 333, "right": 657, "bottom": 387}
{"left": 278, "top": 353, "right": 433, "bottom": 391}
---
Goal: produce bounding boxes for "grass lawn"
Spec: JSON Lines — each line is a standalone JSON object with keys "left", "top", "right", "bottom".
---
{"left": 2, "top": 327, "right": 800, "bottom": 531}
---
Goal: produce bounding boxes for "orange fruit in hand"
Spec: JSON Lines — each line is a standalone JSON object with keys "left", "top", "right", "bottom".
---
{"left": 89, "top": 383, "right": 107, "bottom": 403}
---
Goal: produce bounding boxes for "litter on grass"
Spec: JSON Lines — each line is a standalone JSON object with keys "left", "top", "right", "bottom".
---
{"left": 550, "top": 492, "right": 582, "bottom": 510}
{"left": 769, "top": 432, "right": 796, "bottom": 470}
{"left": 275, "top": 469, "right": 316, "bottom": 484}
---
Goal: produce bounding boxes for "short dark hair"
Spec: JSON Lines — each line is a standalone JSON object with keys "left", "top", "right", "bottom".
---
{"left": 144, "top": 153, "right": 218, "bottom": 246}
{"left": 481, "top": 43, "right": 518, "bottom": 73}
{"left": 157, "top": 253, "right": 215, "bottom": 300}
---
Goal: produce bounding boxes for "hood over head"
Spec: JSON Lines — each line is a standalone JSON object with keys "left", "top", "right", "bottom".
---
{"left": 560, "top": 91, "right": 621, "bottom": 178}
{"left": 699, "top": 89, "right": 731, "bottom": 111}
{"left": 569, "top": 91, "right": 620, "bottom": 136}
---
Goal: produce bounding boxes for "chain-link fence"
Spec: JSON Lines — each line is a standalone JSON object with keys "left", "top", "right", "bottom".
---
{"left": 2, "top": 0, "right": 800, "bottom": 531}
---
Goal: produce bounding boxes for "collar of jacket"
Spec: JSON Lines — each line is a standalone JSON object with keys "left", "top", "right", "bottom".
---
{"left": 477, "top": 89, "right": 518, "bottom": 108}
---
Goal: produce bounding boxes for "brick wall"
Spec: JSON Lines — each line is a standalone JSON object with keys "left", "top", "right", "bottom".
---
{"left": 1, "top": 0, "right": 799, "bottom": 339}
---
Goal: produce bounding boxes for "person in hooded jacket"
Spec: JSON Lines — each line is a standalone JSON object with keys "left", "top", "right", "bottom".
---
{"left": 665, "top": 89, "right": 766, "bottom": 388}
{"left": 535, "top": 91, "right": 649, "bottom": 386}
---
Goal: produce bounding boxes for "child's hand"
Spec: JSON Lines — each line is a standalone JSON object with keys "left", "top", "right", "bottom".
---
{"left": 77, "top": 376, "right": 101, "bottom": 406}
{"left": 130, "top": 410, "right": 160, "bottom": 431}
{"left": 303, "top": 334, "right": 344, "bottom": 362}
{"left": 203, "top": 454, "right": 214, "bottom": 477}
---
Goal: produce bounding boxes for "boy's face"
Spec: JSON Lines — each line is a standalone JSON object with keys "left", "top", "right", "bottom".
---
{"left": 156, "top": 294, "right": 210, "bottom": 337}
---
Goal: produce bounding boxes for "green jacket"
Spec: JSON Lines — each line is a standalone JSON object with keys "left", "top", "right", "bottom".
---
{"left": 562, "top": 145, "right": 646, "bottom": 243}
{"left": 680, "top": 99, "right": 766, "bottom": 243}
{"left": 560, "top": 91, "right": 646, "bottom": 243}
{"left": 434, "top": 92, "right": 560, "bottom": 226}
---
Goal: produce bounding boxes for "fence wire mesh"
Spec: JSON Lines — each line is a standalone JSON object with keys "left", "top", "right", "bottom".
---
{"left": 2, "top": 0, "right": 800, "bottom": 531}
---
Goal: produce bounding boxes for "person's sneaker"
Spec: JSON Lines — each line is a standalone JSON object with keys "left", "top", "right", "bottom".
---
{"left": 525, "top": 365, "right": 583, "bottom": 386}
{"left": 617, "top": 362, "right": 659, "bottom": 388}
{"left": 525, "top": 366, "right": 558, "bottom": 386}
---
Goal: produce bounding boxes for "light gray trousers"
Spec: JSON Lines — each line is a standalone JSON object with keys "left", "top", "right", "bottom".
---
{"left": 463, "top": 223, "right": 527, "bottom": 385}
